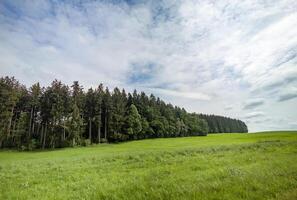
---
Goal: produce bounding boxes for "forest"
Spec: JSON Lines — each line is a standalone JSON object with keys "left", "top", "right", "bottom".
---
{"left": 0, "top": 76, "right": 248, "bottom": 150}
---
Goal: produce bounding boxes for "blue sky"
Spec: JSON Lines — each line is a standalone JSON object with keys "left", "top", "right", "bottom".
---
{"left": 0, "top": 0, "right": 297, "bottom": 132}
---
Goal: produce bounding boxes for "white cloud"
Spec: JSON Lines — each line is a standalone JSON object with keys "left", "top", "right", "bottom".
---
{"left": 150, "top": 88, "right": 211, "bottom": 101}
{"left": 278, "top": 87, "right": 297, "bottom": 102}
{"left": 244, "top": 111, "right": 265, "bottom": 119}
{"left": 243, "top": 98, "right": 265, "bottom": 110}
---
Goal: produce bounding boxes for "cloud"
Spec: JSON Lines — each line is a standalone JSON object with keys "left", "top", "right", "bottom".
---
{"left": 244, "top": 111, "right": 265, "bottom": 119}
{"left": 288, "top": 121, "right": 297, "bottom": 129}
{"left": 278, "top": 87, "right": 297, "bottom": 102}
{"left": 0, "top": 0, "right": 297, "bottom": 132}
{"left": 251, "top": 62, "right": 297, "bottom": 94}
{"left": 278, "top": 93, "right": 297, "bottom": 102}
{"left": 149, "top": 88, "right": 211, "bottom": 101}
{"left": 224, "top": 105, "right": 233, "bottom": 110}
{"left": 243, "top": 98, "right": 265, "bottom": 110}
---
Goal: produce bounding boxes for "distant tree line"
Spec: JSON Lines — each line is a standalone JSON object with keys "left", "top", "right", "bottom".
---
{"left": 199, "top": 114, "right": 248, "bottom": 133}
{"left": 0, "top": 76, "right": 247, "bottom": 150}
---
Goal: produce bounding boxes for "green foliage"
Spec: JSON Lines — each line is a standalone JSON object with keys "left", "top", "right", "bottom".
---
{"left": 110, "top": 132, "right": 129, "bottom": 142}
{"left": 185, "top": 114, "right": 209, "bottom": 136}
{"left": 150, "top": 119, "right": 165, "bottom": 137}
{"left": 100, "top": 138, "right": 108, "bottom": 143}
{"left": 0, "top": 76, "right": 248, "bottom": 149}
{"left": 0, "top": 77, "right": 21, "bottom": 147}
{"left": 14, "top": 112, "right": 29, "bottom": 148}
{"left": 68, "top": 104, "right": 83, "bottom": 146}
{"left": 126, "top": 104, "right": 142, "bottom": 138}
{"left": 109, "top": 87, "right": 127, "bottom": 140}
{"left": 199, "top": 114, "right": 248, "bottom": 133}
{"left": 140, "top": 117, "right": 150, "bottom": 138}
{"left": 81, "top": 139, "right": 91, "bottom": 146}
{"left": 27, "top": 139, "right": 37, "bottom": 151}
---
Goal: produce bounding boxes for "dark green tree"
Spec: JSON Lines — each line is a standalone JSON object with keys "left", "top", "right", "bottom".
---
{"left": 0, "top": 76, "right": 247, "bottom": 148}
{"left": 94, "top": 84, "right": 104, "bottom": 143}
{"left": 126, "top": 104, "right": 142, "bottom": 139}
{"left": 68, "top": 104, "right": 83, "bottom": 146}
{"left": 84, "top": 88, "right": 95, "bottom": 143}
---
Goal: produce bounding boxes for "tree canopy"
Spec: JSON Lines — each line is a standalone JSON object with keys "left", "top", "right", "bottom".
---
{"left": 0, "top": 76, "right": 248, "bottom": 150}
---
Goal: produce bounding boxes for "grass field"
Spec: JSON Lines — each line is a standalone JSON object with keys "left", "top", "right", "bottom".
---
{"left": 1, "top": 131, "right": 297, "bottom": 200}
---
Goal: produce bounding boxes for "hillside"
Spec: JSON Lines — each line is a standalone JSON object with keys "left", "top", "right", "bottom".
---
{"left": 1, "top": 131, "right": 297, "bottom": 200}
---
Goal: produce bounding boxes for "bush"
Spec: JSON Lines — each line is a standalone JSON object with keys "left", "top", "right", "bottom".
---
{"left": 60, "top": 140, "right": 71, "bottom": 148}
{"left": 109, "top": 133, "right": 129, "bottom": 142}
{"left": 27, "top": 139, "right": 37, "bottom": 151}
{"left": 20, "top": 145, "right": 27, "bottom": 151}
{"left": 100, "top": 138, "right": 108, "bottom": 143}
{"left": 82, "top": 139, "right": 91, "bottom": 146}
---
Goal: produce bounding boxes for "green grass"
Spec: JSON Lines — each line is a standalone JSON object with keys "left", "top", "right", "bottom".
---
{"left": 1, "top": 131, "right": 297, "bottom": 200}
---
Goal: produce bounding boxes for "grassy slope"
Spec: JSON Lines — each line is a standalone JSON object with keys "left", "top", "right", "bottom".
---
{"left": 0, "top": 131, "right": 297, "bottom": 200}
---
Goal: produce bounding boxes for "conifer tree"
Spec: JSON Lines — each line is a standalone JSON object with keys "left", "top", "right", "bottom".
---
{"left": 0, "top": 76, "right": 248, "bottom": 149}
{"left": 68, "top": 104, "right": 83, "bottom": 146}
{"left": 85, "top": 88, "right": 95, "bottom": 143}
{"left": 94, "top": 84, "right": 104, "bottom": 143}
{"left": 126, "top": 104, "right": 142, "bottom": 139}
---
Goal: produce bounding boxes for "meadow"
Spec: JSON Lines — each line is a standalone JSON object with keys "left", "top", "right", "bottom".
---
{"left": 0, "top": 131, "right": 297, "bottom": 200}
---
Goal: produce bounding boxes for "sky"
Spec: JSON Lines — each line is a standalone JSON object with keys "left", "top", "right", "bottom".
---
{"left": 0, "top": 0, "right": 297, "bottom": 132}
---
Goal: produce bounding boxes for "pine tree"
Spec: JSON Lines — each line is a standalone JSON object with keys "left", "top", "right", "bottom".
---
{"left": 68, "top": 104, "right": 83, "bottom": 146}
{"left": 126, "top": 104, "right": 142, "bottom": 139}
{"left": 94, "top": 84, "right": 104, "bottom": 143}
{"left": 28, "top": 83, "right": 41, "bottom": 139}
{"left": 0, "top": 77, "right": 20, "bottom": 147}
{"left": 140, "top": 117, "right": 150, "bottom": 139}
{"left": 48, "top": 80, "right": 69, "bottom": 148}
{"left": 109, "top": 87, "right": 126, "bottom": 140}
{"left": 14, "top": 111, "right": 29, "bottom": 149}
{"left": 0, "top": 76, "right": 247, "bottom": 148}
{"left": 71, "top": 81, "right": 84, "bottom": 111}
{"left": 85, "top": 88, "right": 95, "bottom": 143}
{"left": 103, "top": 87, "right": 111, "bottom": 141}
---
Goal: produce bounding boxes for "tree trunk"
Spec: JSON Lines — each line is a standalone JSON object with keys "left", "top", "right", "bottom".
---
{"left": 40, "top": 124, "right": 44, "bottom": 144}
{"left": 32, "top": 122, "right": 35, "bottom": 136}
{"left": 12, "top": 119, "right": 17, "bottom": 145}
{"left": 29, "top": 107, "right": 33, "bottom": 137}
{"left": 0, "top": 137, "right": 3, "bottom": 148}
{"left": 98, "top": 118, "right": 101, "bottom": 144}
{"left": 36, "top": 122, "right": 40, "bottom": 140}
{"left": 42, "top": 123, "right": 47, "bottom": 149}
{"left": 63, "top": 119, "right": 66, "bottom": 141}
{"left": 89, "top": 117, "right": 92, "bottom": 143}
{"left": 104, "top": 114, "right": 107, "bottom": 140}
{"left": 51, "top": 120, "right": 55, "bottom": 149}
{"left": 7, "top": 107, "right": 14, "bottom": 136}
{"left": 51, "top": 135, "right": 55, "bottom": 149}
{"left": 32, "top": 110, "right": 36, "bottom": 136}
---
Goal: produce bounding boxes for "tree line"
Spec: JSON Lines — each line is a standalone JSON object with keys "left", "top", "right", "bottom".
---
{"left": 0, "top": 76, "right": 247, "bottom": 150}
{"left": 199, "top": 114, "right": 248, "bottom": 133}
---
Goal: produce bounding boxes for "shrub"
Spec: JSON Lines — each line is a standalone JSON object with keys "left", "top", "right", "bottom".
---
{"left": 100, "top": 138, "right": 108, "bottom": 143}
{"left": 82, "top": 139, "right": 91, "bottom": 146}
